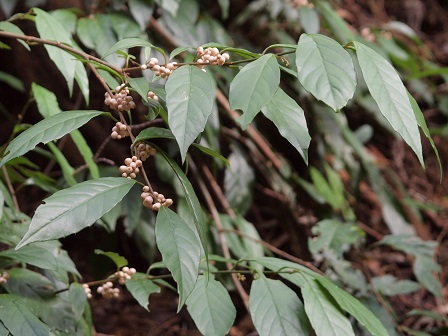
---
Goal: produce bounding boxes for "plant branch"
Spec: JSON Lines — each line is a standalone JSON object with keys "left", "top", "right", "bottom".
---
{"left": 1, "top": 166, "right": 20, "bottom": 212}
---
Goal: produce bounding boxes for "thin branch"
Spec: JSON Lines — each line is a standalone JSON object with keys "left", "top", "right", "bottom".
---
{"left": 1, "top": 166, "right": 20, "bottom": 212}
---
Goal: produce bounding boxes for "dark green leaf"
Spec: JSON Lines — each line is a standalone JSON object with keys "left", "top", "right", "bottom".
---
{"left": 69, "top": 283, "right": 87, "bottom": 321}
{"left": 16, "top": 177, "right": 136, "bottom": 249}
{"left": 125, "top": 274, "right": 160, "bottom": 311}
{"left": 0, "top": 70, "right": 24, "bottom": 92}
{"left": 354, "top": 41, "right": 423, "bottom": 167}
{"left": 102, "top": 37, "right": 165, "bottom": 59}
{"left": 186, "top": 275, "right": 236, "bottom": 336}
{"left": 94, "top": 249, "right": 128, "bottom": 269}
{"left": 0, "top": 244, "right": 58, "bottom": 270}
{"left": 32, "top": 83, "right": 62, "bottom": 118}
{"left": 230, "top": 54, "right": 280, "bottom": 129}
{"left": 47, "top": 142, "right": 77, "bottom": 186}
{"left": 296, "top": 34, "right": 356, "bottom": 111}
{"left": 261, "top": 88, "right": 311, "bottom": 162}
{"left": 0, "top": 110, "right": 104, "bottom": 167}
{"left": 372, "top": 275, "right": 421, "bottom": 296}
{"left": 166, "top": 65, "right": 216, "bottom": 162}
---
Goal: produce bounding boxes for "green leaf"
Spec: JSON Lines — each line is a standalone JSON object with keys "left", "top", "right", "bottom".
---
{"left": 155, "top": 207, "right": 201, "bottom": 311}
{"left": 125, "top": 274, "right": 161, "bottom": 311}
{"left": 261, "top": 88, "right": 311, "bottom": 162}
{"left": 0, "top": 21, "right": 30, "bottom": 51}
{"left": 230, "top": 54, "right": 280, "bottom": 129}
{"left": 1, "top": 268, "right": 55, "bottom": 298}
{"left": 249, "top": 274, "right": 309, "bottom": 336}
{"left": 127, "top": 76, "right": 150, "bottom": 103}
{"left": 69, "top": 283, "right": 87, "bottom": 321}
{"left": 0, "top": 244, "right": 58, "bottom": 270}
{"left": 296, "top": 34, "right": 356, "bottom": 111}
{"left": 0, "top": 70, "right": 25, "bottom": 92}
{"left": 414, "top": 255, "right": 442, "bottom": 298}
{"left": 186, "top": 275, "right": 236, "bottom": 336}
{"left": 301, "top": 277, "right": 355, "bottom": 336}
{"left": 408, "top": 92, "right": 442, "bottom": 179}
{"left": 0, "top": 294, "right": 51, "bottom": 336}
{"left": 102, "top": 37, "right": 165, "bottom": 59}
{"left": 34, "top": 8, "right": 76, "bottom": 95}
{"left": 166, "top": 65, "right": 217, "bottom": 162}
{"left": 156, "top": 148, "right": 208, "bottom": 259}
{"left": 94, "top": 249, "right": 128, "bottom": 269}
{"left": 32, "top": 83, "right": 63, "bottom": 118}
{"left": 129, "top": 0, "right": 155, "bottom": 31}
{"left": 16, "top": 177, "right": 136, "bottom": 249}
{"left": 169, "top": 46, "right": 192, "bottom": 60}
{"left": 0, "top": 110, "right": 104, "bottom": 167}
{"left": 314, "top": 1, "right": 355, "bottom": 43}
{"left": 372, "top": 275, "right": 421, "bottom": 296}
{"left": 70, "top": 130, "right": 100, "bottom": 179}
{"left": 299, "top": 6, "right": 320, "bottom": 34}
{"left": 353, "top": 41, "right": 423, "bottom": 166}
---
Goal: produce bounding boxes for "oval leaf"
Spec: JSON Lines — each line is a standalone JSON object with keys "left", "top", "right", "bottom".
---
{"left": 125, "top": 274, "right": 161, "bottom": 311}
{"left": 186, "top": 275, "right": 236, "bottom": 336}
{"left": 353, "top": 41, "right": 423, "bottom": 166}
{"left": 69, "top": 283, "right": 87, "bottom": 321}
{"left": 261, "top": 88, "right": 311, "bottom": 163}
{"left": 0, "top": 294, "right": 51, "bottom": 336}
{"left": 94, "top": 249, "right": 128, "bottom": 269}
{"left": 155, "top": 207, "right": 201, "bottom": 311}
{"left": 296, "top": 34, "right": 356, "bottom": 111}
{"left": 102, "top": 37, "right": 165, "bottom": 59}
{"left": 166, "top": 65, "right": 216, "bottom": 162}
{"left": 230, "top": 54, "right": 280, "bottom": 129}
{"left": 249, "top": 274, "right": 310, "bottom": 336}
{"left": 0, "top": 244, "right": 58, "bottom": 270}
{"left": 0, "top": 110, "right": 104, "bottom": 167}
{"left": 16, "top": 177, "right": 136, "bottom": 249}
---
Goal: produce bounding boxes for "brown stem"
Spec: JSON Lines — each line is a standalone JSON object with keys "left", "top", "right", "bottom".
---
{"left": 1, "top": 166, "right": 20, "bottom": 212}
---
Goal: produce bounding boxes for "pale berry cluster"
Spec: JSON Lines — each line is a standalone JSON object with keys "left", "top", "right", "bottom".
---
{"left": 83, "top": 283, "right": 93, "bottom": 299}
{"left": 196, "top": 47, "right": 230, "bottom": 69}
{"left": 104, "top": 84, "right": 136, "bottom": 112}
{"left": 114, "top": 266, "right": 136, "bottom": 285}
{"left": 361, "top": 27, "right": 376, "bottom": 42}
{"left": 287, "top": 0, "right": 314, "bottom": 8}
{"left": 111, "top": 121, "right": 130, "bottom": 140}
{"left": 141, "top": 186, "right": 173, "bottom": 211}
{"left": 141, "top": 58, "right": 177, "bottom": 78}
{"left": 119, "top": 156, "right": 142, "bottom": 179}
{"left": 147, "top": 91, "right": 159, "bottom": 101}
{"left": 135, "top": 142, "right": 157, "bottom": 161}
{"left": 97, "top": 281, "right": 120, "bottom": 299}
{"left": 0, "top": 271, "right": 9, "bottom": 284}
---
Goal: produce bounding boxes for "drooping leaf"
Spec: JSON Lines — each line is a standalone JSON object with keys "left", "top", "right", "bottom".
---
{"left": 46, "top": 142, "right": 77, "bottom": 186}
{"left": 299, "top": 6, "right": 320, "bottom": 34}
{"left": 301, "top": 276, "right": 355, "bottom": 336}
{"left": 372, "top": 275, "right": 421, "bottom": 296}
{"left": 166, "top": 65, "right": 216, "bottom": 162}
{"left": 129, "top": 0, "right": 155, "bottom": 31}
{"left": 261, "top": 88, "right": 311, "bottom": 162}
{"left": 249, "top": 274, "right": 310, "bottom": 336}
{"left": 155, "top": 207, "right": 201, "bottom": 311}
{"left": 186, "top": 275, "right": 236, "bottom": 336}
{"left": 125, "top": 274, "right": 161, "bottom": 311}
{"left": 0, "top": 110, "right": 104, "bottom": 167}
{"left": 413, "top": 256, "right": 442, "bottom": 298}
{"left": 102, "top": 37, "right": 165, "bottom": 59}
{"left": 314, "top": 1, "right": 355, "bottom": 43}
{"left": 69, "top": 283, "right": 87, "bottom": 322}
{"left": 94, "top": 249, "right": 128, "bottom": 269}
{"left": 156, "top": 148, "right": 208, "bottom": 258}
{"left": 230, "top": 54, "right": 280, "bottom": 129}
{"left": 16, "top": 177, "right": 136, "bottom": 249}
{"left": 0, "top": 70, "right": 25, "bottom": 92}
{"left": 0, "top": 294, "right": 51, "bottom": 336}
{"left": 32, "top": 83, "right": 63, "bottom": 117}
{"left": 296, "top": 34, "right": 356, "bottom": 111}
{"left": 0, "top": 244, "right": 58, "bottom": 270}
{"left": 353, "top": 41, "right": 423, "bottom": 166}
{"left": 0, "top": 21, "right": 30, "bottom": 51}
{"left": 1, "top": 268, "right": 55, "bottom": 299}
{"left": 70, "top": 130, "right": 100, "bottom": 179}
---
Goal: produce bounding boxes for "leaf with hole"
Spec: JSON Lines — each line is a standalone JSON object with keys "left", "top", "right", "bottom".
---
{"left": 166, "top": 65, "right": 216, "bottom": 162}
{"left": 186, "top": 275, "right": 236, "bottom": 336}
{"left": 16, "top": 177, "right": 136, "bottom": 249}
{"left": 155, "top": 207, "right": 201, "bottom": 311}
{"left": 230, "top": 54, "right": 280, "bottom": 129}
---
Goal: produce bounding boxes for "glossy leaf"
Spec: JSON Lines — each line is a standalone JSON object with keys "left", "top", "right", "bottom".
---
{"left": 249, "top": 274, "right": 309, "bottom": 336}
{"left": 261, "top": 88, "right": 311, "bottom": 162}
{"left": 125, "top": 274, "right": 161, "bottom": 311}
{"left": 0, "top": 110, "right": 104, "bottom": 167}
{"left": 166, "top": 65, "right": 216, "bottom": 162}
{"left": 230, "top": 54, "right": 280, "bottom": 129}
{"left": 186, "top": 275, "right": 236, "bottom": 336}
{"left": 94, "top": 249, "right": 128, "bottom": 269}
{"left": 16, "top": 177, "right": 136, "bottom": 249}
{"left": 301, "top": 277, "right": 355, "bottom": 336}
{"left": 354, "top": 41, "right": 423, "bottom": 166}
{"left": 0, "top": 294, "right": 51, "bottom": 336}
{"left": 69, "top": 283, "right": 87, "bottom": 321}
{"left": 155, "top": 207, "right": 201, "bottom": 311}
{"left": 296, "top": 34, "right": 356, "bottom": 111}
{"left": 156, "top": 148, "right": 208, "bottom": 257}
{"left": 102, "top": 37, "right": 164, "bottom": 59}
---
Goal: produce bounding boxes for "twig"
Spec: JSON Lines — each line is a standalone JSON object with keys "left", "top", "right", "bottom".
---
{"left": 1, "top": 166, "right": 20, "bottom": 212}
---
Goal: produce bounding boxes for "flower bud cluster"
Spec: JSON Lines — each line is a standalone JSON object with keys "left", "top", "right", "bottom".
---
{"left": 104, "top": 84, "right": 136, "bottom": 112}
{"left": 114, "top": 266, "right": 136, "bottom": 285}
{"left": 287, "top": 0, "right": 314, "bottom": 8}
{"left": 141, "top": 186, "right": 173, "bottom": 211}
{"left": 135, "top": 142, "right": 157, "bottom": 161}
{"left": 97, "top": 281, "right": 120, "bottom": 299}
{"left": 196, "top": 47, "right": 230, "bottom": 69}
{"left": 83, "top": 284, "right": 93, "bottom": 299}
{"left": 111, "top": 121, "right": 130, "bottom": 140}
{"left": 0, "top": 271, "right": 9, "bottom": 284}
{"left": 142, "top": 58, "right": 177, "bottom": 78}
{"left": 119, "top": 156, "right": 142, "bottom": 179}
{"left": 147, "top": 91, "right": 159, "bottom": 101}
